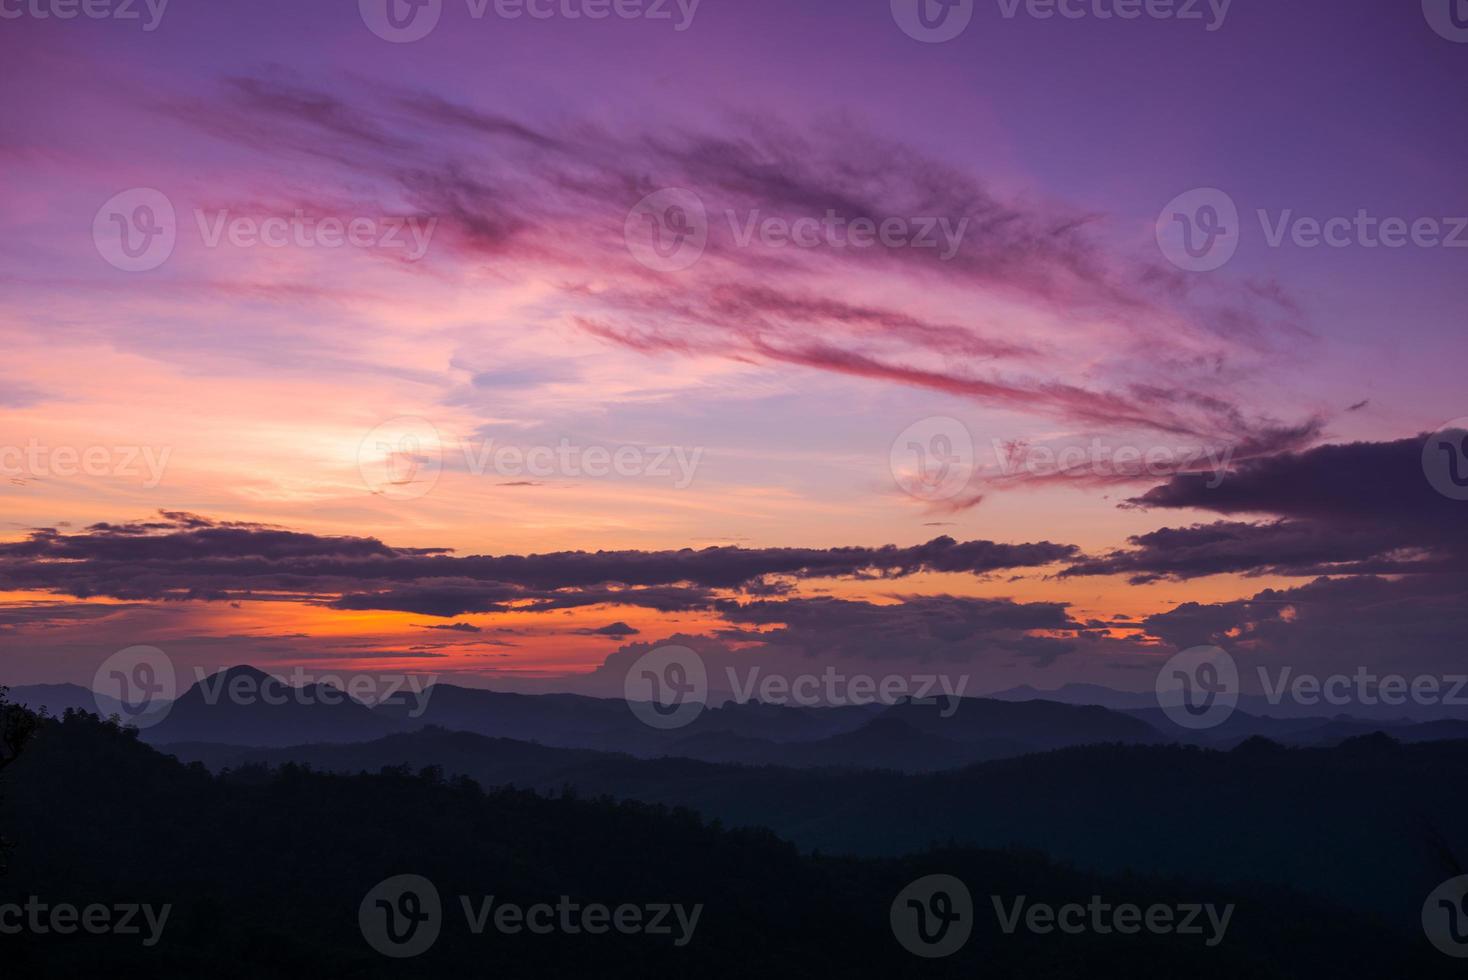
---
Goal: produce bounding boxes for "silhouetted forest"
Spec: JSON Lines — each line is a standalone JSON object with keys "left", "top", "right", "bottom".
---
{"left": 0, "top": 707, "right": 1455, "bottom": 978}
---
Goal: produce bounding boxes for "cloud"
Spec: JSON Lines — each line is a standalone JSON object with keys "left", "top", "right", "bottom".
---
{"left": 1065, "top": 433, "right": 1468, "bottom": 582}
{"left": 0, "top": 512, "right": 1078, "bottom": 615}
{"left": 158, "top": 74, "right": 1319, "bottom": 451}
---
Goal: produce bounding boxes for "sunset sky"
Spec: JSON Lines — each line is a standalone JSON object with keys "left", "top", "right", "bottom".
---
{"left": 2, "top": 0, "right": 1466, "bottom": 695}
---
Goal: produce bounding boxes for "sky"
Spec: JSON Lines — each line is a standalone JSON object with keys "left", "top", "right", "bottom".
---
{"left": 2, "top": 0, "right": 1467, "bottom": 697}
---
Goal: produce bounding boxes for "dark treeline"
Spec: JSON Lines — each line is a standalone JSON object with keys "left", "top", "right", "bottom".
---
{"left": 0, "top": 708, "right": 1452, "bottom": 978}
